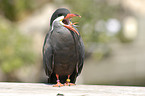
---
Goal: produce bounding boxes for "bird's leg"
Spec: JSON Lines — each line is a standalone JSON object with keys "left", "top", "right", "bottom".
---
{"left": 64, "top": 75, "right": 75, "bottom": 86}
{"left": 53, "top": 74, "right": 64, "bottom": 87}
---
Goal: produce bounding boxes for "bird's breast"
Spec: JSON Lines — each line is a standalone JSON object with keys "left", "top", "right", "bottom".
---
{"left": 50, "top": 27, "right": 78, "bottom": 75}
{"left": 51, "top": 27, "right": 76, "bottom": 49}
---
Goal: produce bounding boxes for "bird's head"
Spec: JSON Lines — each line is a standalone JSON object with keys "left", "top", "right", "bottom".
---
{"left": 50, "top": 8, "right": 81, "bottom": 35}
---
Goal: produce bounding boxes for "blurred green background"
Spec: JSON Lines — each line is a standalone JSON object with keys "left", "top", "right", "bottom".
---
{"left": 0, "top": 0, "right": 145, "bottom": 86}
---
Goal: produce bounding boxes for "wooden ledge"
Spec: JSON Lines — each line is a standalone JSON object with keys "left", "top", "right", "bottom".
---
{"left": 0, "top": 82, "right": 145, "bottom": 96}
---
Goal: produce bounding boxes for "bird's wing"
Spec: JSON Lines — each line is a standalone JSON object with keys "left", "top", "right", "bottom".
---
{"left": 69, "top": 32, "right": 85, "bottom": 83}
{"left": 43, "top": 31, "right": 53, "bottom": 78}
{"left": 71, "top": 26, "right": 85, "bottom": 76}
{"left": 77, "top": 36, "right": 85, "bottom": 75}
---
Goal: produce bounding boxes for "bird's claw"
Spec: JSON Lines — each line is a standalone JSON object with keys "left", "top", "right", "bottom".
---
{"left": 53, "top": 82, "right": 64, "bottom": 87}
{"left": 64, "top": 83, "right": 75, "bottom": 86}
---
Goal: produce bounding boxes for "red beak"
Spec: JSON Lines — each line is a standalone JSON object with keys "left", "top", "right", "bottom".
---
{"left": 64, "top": 14, "right": 81, "bottom": 19}
{"left": 63, "top": 14, "right": 81, "bottom": 35}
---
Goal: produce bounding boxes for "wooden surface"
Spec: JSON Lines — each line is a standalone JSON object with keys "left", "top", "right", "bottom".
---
{"left": 0, "top": 82, "right": 145, "bottom": 96}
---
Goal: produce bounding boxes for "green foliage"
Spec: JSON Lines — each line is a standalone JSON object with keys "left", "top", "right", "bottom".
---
{"left": 0, "top": 0, "right": 35, "bottom": 21}
{"left": 65, "top": 0, "right": 123, "bottom": 41}
{"left": 0, "top": 17, "right": 36, "bottom": 73}
{"left": 64, "top": 0, "right": 125, "bottom": 60}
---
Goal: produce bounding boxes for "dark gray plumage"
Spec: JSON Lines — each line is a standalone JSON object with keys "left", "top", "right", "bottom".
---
{"left": 43, "top": 8, "right": 85, "bottom": 85}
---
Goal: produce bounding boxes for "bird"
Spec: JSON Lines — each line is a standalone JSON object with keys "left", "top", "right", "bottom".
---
{"left": 42, "top": 8, "right": 85, "bottom": 87}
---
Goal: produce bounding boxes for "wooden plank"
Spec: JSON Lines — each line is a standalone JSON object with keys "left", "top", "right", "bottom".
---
{"left": 0, "top": 82, "right": 145, "bottom": 96}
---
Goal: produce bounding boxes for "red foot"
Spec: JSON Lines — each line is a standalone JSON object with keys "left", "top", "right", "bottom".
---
{"left": 64, "top": 83, "right": 76, "bottom": 86}
{"left": 53, "top": 82, "right": 64, "bottom": 87}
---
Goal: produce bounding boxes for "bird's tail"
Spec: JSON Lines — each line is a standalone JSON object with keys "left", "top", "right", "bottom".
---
{"left": 48, "top": 73, "right": 57, "bottom": 84}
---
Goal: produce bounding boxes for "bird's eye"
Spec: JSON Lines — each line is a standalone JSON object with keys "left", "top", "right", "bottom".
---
{"left": 58, "top": 14, "right": 63, "bottom": 17}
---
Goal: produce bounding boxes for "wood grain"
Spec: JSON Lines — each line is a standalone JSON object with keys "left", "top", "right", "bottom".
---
{"left": 0, "top": 82, "right": 145, "bottom": 96}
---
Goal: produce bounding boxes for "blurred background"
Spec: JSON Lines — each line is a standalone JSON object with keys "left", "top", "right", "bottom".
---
{"left": 0, "top": 0, "right": 145, "bottom": 86}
